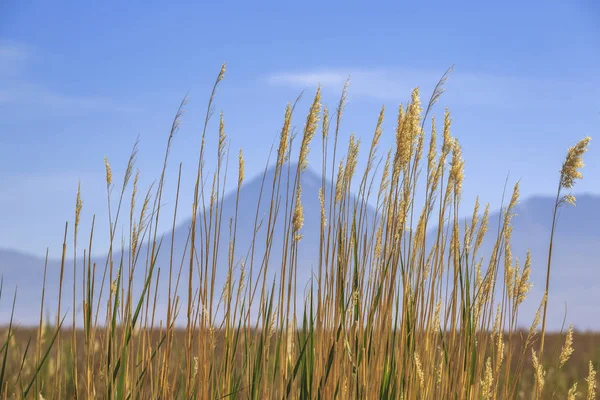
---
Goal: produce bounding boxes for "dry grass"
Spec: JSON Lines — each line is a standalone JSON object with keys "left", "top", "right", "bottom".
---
{"left": 0, "top": 65, "right": 597, "bottom": 399}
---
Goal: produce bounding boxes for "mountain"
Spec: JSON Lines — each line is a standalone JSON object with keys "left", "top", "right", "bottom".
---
{"left": 0, "top": 163, "right": 377, "bottom": 326}
{"left": 0, "top": 163, "right": 598, "bottom": 330}
{"left": 477, "top": 194, "right": 600, "bottom": 331}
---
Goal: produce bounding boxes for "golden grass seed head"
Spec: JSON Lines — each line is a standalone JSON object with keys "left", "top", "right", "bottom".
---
{"left": 104, "top": 156, "right": 113, "bottom": 186}
{"left": 507, "top": 182, "right": 520, "bottom": 217}
{"left": 428, "top": 116, "right": 437, "bottom": 175}
{"left": 474, "top": 203, "right": 490, "bottom": 255}
{"left": 217, "top": 63, "right": 226, "bottom": 82}
{"left": 299, "top": 87, "right": 322, "bottom": 171}
{"left": 322, "top": 105, "right": 330, "bottom": 139}
{"left": 379, "top": 150, "right": 392, "bottom": 198}
{"left": 526, "top": 294, "right": 547, "bottom": 346}
{"left": 568, "top": 382, "right": 578, "bottom": 400}
{"left": 495, "top": 327, "right": 505, "bottom": 374}
{"left": 318, "top": 187, "right": 326, "bottom": 230}
{"left": 335, "top": 160, "right": 345, "bottom": 204}
{"left": 560, "top": 136, "right": 591, "bottom": 190}
{"left": 563, "top": 193, "right": 577, "bottom": 206}
{"left": 442, "top": 108, "right": 452, "bottom": 156}
{"left": 369, "top": 106, "right": 385, "bottom": 162}
{"left": 516, "top": 251, "right": 533, "bottom": 305}
{"left": 344, "top": 134, "right": 361, "bottom": 184}
{"left": 449, "top": 138, "right": 465, "bottom": 196}
{"left": 292, "top": 185, "right": 304, "bottom": 240}
{"left": 481, "top": 357, "right": 494, "bottom": 400}
{"left": 219, "top": 112, "right": 227, "bottom": 158}
{"left": 277, "top": 104, "right": 292, "bottom": 168}
{"left": 586, "top": 361, "right": 597, "bottom": 400}
{"left": 532, "top": 349, "right": 546, "bottom": 395}
{"left": 433, "top": 300, "right": 442, "bottom": 330}
{"left": 394, "top": 103, "right": 413, "bottom": 172}
{"left": 469, "top": 197, "right": 480, "bottom": 240}
{"left": 504, "top": 242, "right": 515, "bottom": 298}
{"left": 559, "top": 324, "right": 575, "bottom": 368}
{"left": 414, "top": 352, "right": 425, "bottom": 391}
{"left": 75, "top": 180, "right": 82, "bottom": 237}
{"left": 238, "top": 149, "right": 245, "bottom": 187}
{"left": 408, "top": 87, "right": 423, "bottom": 134}
{"left": 374, "top": 222, "right": 383, "bottom": 259}
{"left": 336, "top": 78, "right": 350, "bottom": 127}
{"left": 436, "top": 348, "right": 444, "bottom": 385}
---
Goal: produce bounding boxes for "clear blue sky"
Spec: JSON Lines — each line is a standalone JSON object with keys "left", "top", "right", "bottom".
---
{"left": 1, "top": 1, "right": 598, "bottom": 257}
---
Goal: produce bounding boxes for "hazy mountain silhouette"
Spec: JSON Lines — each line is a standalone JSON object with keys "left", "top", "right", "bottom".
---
{"left": 0, "top": 163, "right": 376, "bottom": 326}
{"left": 475, "top": 194, "right": 600, "bottom": 331}
{"left": 1, "top": 163, "right": 598, "bottom": 330}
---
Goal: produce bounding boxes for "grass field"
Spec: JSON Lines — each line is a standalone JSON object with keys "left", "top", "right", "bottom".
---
{"left": 0, "top": 66, "right": 597, "bottom": 399}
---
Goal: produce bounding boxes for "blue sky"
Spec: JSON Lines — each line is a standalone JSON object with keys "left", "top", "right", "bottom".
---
{"left": 0, "top": 1, "right": 598, "bottom": 257}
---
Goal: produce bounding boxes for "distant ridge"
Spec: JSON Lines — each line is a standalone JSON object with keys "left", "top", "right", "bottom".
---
{"left": 0, "top": 163, "right": 598, "bottom": 329}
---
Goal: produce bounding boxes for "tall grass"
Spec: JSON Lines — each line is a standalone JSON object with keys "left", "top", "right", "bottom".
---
{"left": 0, "top": 65, "right": 597, "bottom": 399}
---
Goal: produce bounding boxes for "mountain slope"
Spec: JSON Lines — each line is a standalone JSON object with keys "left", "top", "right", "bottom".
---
{"left": 0, "top": 165, "right": 598, "bottom": 329}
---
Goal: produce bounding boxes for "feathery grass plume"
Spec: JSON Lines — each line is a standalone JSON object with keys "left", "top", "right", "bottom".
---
{"left": 436, "top": 348, "right": 444, "bottom": 385}
{"left": 465, "top": 196, "right": 480, "bottom": 251}
{"left": 525, "top": 294, "right": 546, "bottom": 348}
{"left": 292, "top": 185, "right": 304, "bottom": 240}
{"left": 481, "top": 357, "right": 493, "bottom": 400}
{"left": 559, "top": 324, "right": 575, "bottom": 368}
{"left": 322, "top": 105, "right": 330, "bottom": 139}
{"left": 441, "top": 108, "right": 452, "bottom": 154}
{"left": 541, "top": 136, "right": 591, "bottom": 356}
{"left": 365, "top": 106, "right": 385, "bottom": 172}
{"left": 433, "top": 300, "right": 441, "bottom": 330}
{"left": 319, "top": 187, "right": 326, "bottom": 230}
{"left": 276, "top": 104, "right": 293, "bottom": 168}
{"left": 335, "top": 160, "right": 345, "bottom": 203}
{"left": 378, "top": 150, "right": 392, "bottom": 198}
{"left": 587, "top": 361, "right": 597, "bottom": 400}
{"left": 407, "top": 87, "right": 423, "bottom": 135}
{"left": 414, "top": 352, "right": 425, "bottom": 392}
{"left": 474, "top": 203, "right": 490, "bottom": 255}
{"left": 336, "top": 77, "right": 350, "bottom": 129}
{"left": 374, "top": 222, "right": 383, "bottom": 260}
{"left": 104, "top": 156, "right": 112, "bottom": 186}
{"left": 504, "top": 239, "right": 515, "bottom": 298}
{"left": 392, "top": 103, "right": 408, "bottom": 176}
{"left": 219, "top": 112, "right": 227, "bottom": 159}
{"left": 238, "top": 149, "right": 245, "bottom": 187}
{"left": 344, "top": 134, "right": 361, "bottom": 185}
{"left": 298, "top": 87, "right": 321, "bottom": 171}
{"left": 75, "top": 181, "right": 82, "bottom": 237}
{"left": 568, "top": 382, "right": 578, "bottom": 400}
{"left": 216, "top": 63, "right": 226, "bottom": 84}
{"left": 516, "top": 250, "right": 532, "bottom": 305}
{"left": 449, "top": 138, "right": 464, "bottom": 196}
{"left": 560, "top": 136, "right": 592, "bottom": 192}
{"left": 532, "top": 349, "right": 546, "bottom": 398}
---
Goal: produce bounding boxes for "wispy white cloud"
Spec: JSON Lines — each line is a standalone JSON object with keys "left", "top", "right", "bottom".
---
{"left": 0, "top": 82, "right": 124, "bottom": 111}
{"left": 0, "top": 40, "right": 135, "bottom": 113}
{"left": 267, "top": 67, "right": 599, "bottom": 109}
{"left": 0, "top": 40, "right": 32, "bottom": 76}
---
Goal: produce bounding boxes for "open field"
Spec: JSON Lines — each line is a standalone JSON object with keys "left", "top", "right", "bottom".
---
{"left": 0, "top": 328, "right": 598, "bottom": 398}
{"left": 0, "top": 67, "right": 597, "bottom": 399}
